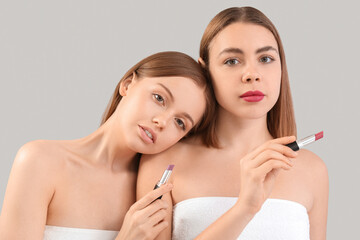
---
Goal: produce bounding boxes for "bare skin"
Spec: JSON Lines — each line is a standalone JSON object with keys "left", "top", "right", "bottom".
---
{"left": 137, "top": 23, "right": 328, "bottom": 240}
{"left": 0, "top": 75, "right": 206, "bottom": 240}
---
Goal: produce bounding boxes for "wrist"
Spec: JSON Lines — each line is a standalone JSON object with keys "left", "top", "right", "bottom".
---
{"left": 233, "top": 199, "right": 260, "bottom": 218}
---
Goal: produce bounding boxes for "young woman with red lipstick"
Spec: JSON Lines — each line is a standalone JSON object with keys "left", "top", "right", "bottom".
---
{"left": 0, "top": 51, "right": 216, "bottom": 240}
{"left": 137, "top": 7, "right": 328, "bottom": 240}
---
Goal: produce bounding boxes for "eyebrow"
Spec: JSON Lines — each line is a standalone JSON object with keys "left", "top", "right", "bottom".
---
{"left": 157, "top": 83, "right": 195, "bottom": 127}
{"left": 182, "top": 112, "right": 195, "bottom": 127}
{"left": 218, "top": 47, "right": 243, "bottom": 57}
{"left": 157, "top": 83, "right": 174, "bottom": 101}
{"left": 218, "top": 46, "right": 278, "bottom": 58}
{"left": 255, "top": 46, "right": 278, "bottom": 54}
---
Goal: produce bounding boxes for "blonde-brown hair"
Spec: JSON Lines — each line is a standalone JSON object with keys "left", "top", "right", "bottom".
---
{"left": 101, "top": 51, "right": 217, "bottom": 146}
{"left": 200, "top": 6, "right": 297, "bottom": 139}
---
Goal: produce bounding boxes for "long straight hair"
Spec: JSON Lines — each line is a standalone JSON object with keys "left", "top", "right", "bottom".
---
{"left": 101, "top": 51, "right": 217, "bottom": 147}
{"left": 199, "top": 6, "right": 297, "bottom": 138}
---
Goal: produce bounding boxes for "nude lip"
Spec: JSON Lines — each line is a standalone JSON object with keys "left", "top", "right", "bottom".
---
{"left": 138, "top": 125, "right": 157, "bottom": 143}
{"left": 240, "top": 90, "right": 265, "bottom": 102}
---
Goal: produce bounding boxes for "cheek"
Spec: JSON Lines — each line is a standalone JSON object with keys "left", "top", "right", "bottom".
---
{"left": 123, "top": 95, "right": 155, "bottom": 122}
{"left": 153, "top": 128, "right": 185, "bottom": 153}
{"left": 266, "top": 73, "right": 282, "bottom": 104}
{"left": 210, "top": 70, "right": 233, "bottom": 101}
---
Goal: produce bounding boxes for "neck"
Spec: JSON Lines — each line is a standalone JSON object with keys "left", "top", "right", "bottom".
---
{"left": 72, "top": 115, "right": 138, "bottom": 172}
{"left": 216, "top": 107, "right": 273, "bottom": 154}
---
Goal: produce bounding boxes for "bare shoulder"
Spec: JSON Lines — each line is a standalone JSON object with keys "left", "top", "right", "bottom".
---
{"left": 5, "top": 139, "right": 66, "bottom": 204}
{"left": 0, "top": 140, "right": 65, "bottom": 238}
{"left": 296, "top": 149, "right": 328, "bottom": 179}
{"left": 137, "top": 140, "right": 198, "bottom": 199}
{"left": 295, "top": 151, "right": 328, "bottom": 237}
{"left": 295, "top": 149, "right": 329, "bottom": 202}
{"left": 14, "top": 140, "right": 63, "bottom": 171}
{"left": 138, "top": 138, "right": 203, "bottom": 174}
{"left": 140, "top": 139, "right": 198, "bottom": 169}
{"left": 10, "top": 139, "right": 68, "bottom": 190}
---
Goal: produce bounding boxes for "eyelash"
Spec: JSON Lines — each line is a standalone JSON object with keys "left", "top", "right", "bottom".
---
{"left": 153, "top": 93, "right": 186, "bottom": 131}
{"left": 153, "top": 93, "right": 165, "bottom": 105}
{"left": 175, "top": 118, "right": 186, "bottom": 131}
{"left": 224, "top": 58, "right": 240, "bottom": 65}
{"left": 224, "top": 55, "right": 275, "bottom": 66}
{"left": 259, "top": 55, "right": 275, "bottom": 63}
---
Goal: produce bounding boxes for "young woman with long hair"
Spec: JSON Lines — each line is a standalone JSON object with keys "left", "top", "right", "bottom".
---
{"left": 0, "top": 51, "right": 216, "bottom": 240}
{"left": 137, "top": 7, "right": 328, "bottom": 240}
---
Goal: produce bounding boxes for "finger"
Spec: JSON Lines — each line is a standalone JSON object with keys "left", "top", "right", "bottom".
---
{"left": 131, "top": 184, "right": 173, "bottom": 211}
{"left": 147, "top": 208, "right": 168, "bottom": 227}
{"left": 266, "top": 142, "right": 298, "bottom": 158}
{"left": 140, "top": 199, "right": 169, "bottom": 219}
{"left": 270, "top": 168, "right": 281, "bottom": 179}
{"left": 245, "top": 136, "right": 297, "bottom": 160}
{"left": 254, "top": 159, "right": 292, "bottom": 181}
{"left": 149, "top": 220, "right": 169, "bottom": 239}
{"left": 263, "top": 168, "right": 281, "bottom": 188}
{"left": 250, "top": 149, "right": 294, "bottom": 169}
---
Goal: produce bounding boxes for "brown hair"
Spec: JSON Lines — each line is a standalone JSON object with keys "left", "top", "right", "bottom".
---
{"left": 200, "top": 6, "right": 297, "bottom": 138}
{"left": 101, "top": 51, "right": 217, "bottom": 147}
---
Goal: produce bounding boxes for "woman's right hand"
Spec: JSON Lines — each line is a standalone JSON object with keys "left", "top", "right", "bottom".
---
{"left": 116, "top": 184, "right": 173, "bottom": 240}
{"left": 237, "top": 136, "right": 298, "bottom": 214}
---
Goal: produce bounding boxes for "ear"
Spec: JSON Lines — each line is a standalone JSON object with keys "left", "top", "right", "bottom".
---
{"left": 198, "top": 57, "right": 206, "bottom": 68}
{"left": 119, "top": 72, "right": 136, "bottom": 96}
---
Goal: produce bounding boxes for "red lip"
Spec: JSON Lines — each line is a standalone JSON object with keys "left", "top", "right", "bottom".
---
{"left": 138, "top": 125, "right": 157, "bottom": 143}
{"left": 240, "top": 90, "right": 265, "bottom": 102}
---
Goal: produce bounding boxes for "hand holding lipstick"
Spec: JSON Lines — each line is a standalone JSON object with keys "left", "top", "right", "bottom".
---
{"left": 236, "top": 136, "right": 297, "bottom": 215}
{"left": 116, "top": 184, "right": 173, "bottom": 240}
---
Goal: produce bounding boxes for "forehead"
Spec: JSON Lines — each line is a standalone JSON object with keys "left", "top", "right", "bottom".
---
{"left": 209, "top": 22, "right": 278, "bottom": 54}
{"left": 140, "top": 76, "right": 200, "bottom": 91}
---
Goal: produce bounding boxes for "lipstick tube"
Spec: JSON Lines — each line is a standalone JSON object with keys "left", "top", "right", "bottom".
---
{"left": 153, "top": 165, "right": 174, "bottom": 200}
{"left": 286, "top": 131, "right": 323, "bottom": 151}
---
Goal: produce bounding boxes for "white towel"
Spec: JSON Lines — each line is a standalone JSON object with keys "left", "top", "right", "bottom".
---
{"left": 43, "top": 225, "right": 119, "bottom": 240}
{"left": 172, "top": 197, "right": 309, "bottom": 240}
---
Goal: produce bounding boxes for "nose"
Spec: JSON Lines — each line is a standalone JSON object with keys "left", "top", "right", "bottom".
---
{"left": 241, "top": 65, "right": 261, "bottom": 83}
{"left": 152, "top": 112, "right": 169, "bottom": 130}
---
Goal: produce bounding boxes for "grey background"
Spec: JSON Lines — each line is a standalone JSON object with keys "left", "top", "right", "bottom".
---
{"left": 0, "top": 0, "right": 359, "bottom": 238}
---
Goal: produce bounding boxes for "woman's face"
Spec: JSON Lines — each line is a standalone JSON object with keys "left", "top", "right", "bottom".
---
{"left": 118, "top": 76, "right": 206, "bottom": 154}
{"left": 207, "top": 22, "right": 281, "bottom": 119}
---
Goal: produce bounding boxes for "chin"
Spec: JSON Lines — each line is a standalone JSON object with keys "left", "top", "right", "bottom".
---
{"left": 236, "top": 108, "right": 269, "bottom": 120}
{"left": 128, "top": 142, "right": 164, "bottom": 155}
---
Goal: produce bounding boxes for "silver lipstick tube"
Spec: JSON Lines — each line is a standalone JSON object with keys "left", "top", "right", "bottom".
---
{"left": 157, "top": 169, "right": 172, "bottom": 186}
{"left": 153, "top": 169, "right": 173, "bottom": 200}
{"left": 297, "top": 134, "right": 316, "bottom": 148}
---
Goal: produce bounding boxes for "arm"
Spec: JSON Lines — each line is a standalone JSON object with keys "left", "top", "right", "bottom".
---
{"left": 307, "top": 152, "right": 329, "bottom": 239}
{"left": 136, "top": 153, "right": 174, "bottom": 240}
{"left": 0, "top": 141, "right": 56, "bottom": 240}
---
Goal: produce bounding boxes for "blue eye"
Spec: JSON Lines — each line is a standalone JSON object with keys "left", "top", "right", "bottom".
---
{"left": 153, "top": 94, "right": 164, "bottom": 104}
{"left": 175, "top": 118, "right": 185, "bottom": 130}
{"left": 260, "top": 56, "right": 274, "bottom": 63}
{"left": 224, "top": 58, "right": 240, "bottom": 65}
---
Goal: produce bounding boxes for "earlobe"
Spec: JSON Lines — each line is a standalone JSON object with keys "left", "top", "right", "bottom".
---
{"left": 198, "top": 57, "right": 206, "bottom": 68}
{"left": 119, "top": 72, "right": 136, "bottom": 96}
